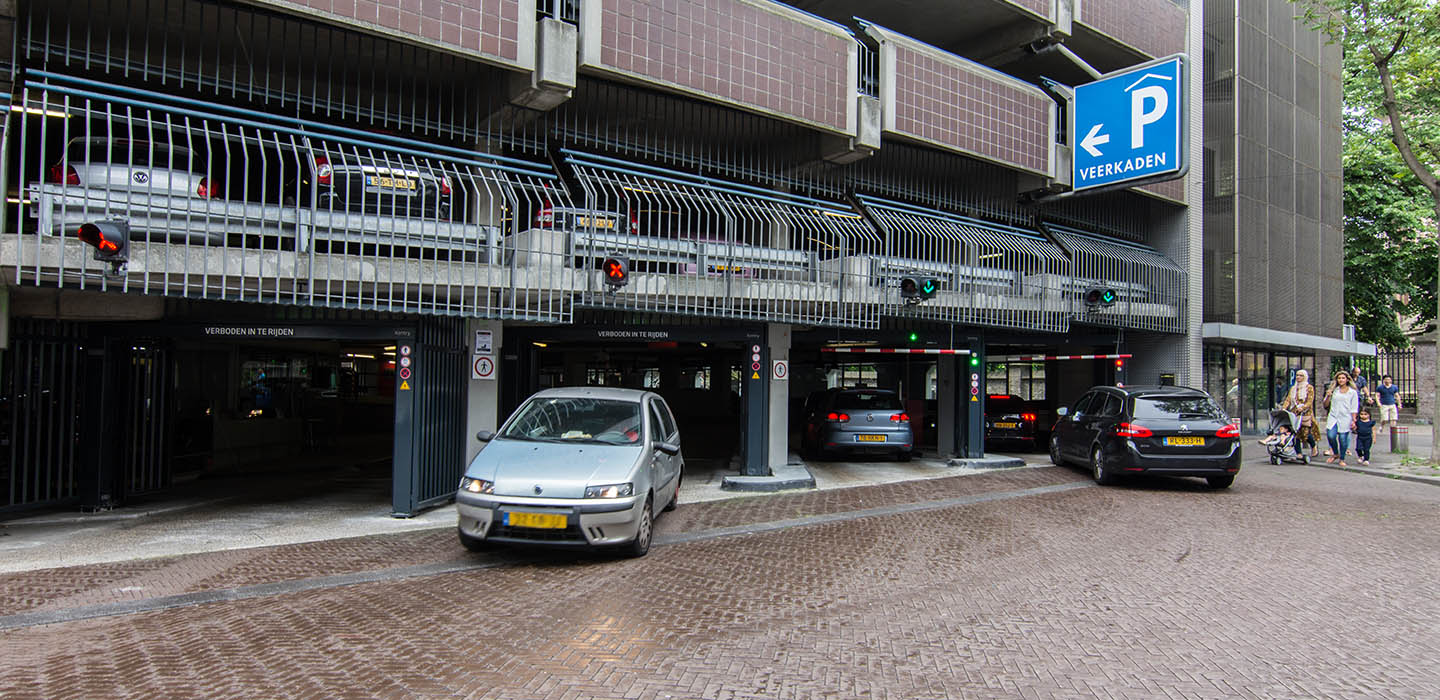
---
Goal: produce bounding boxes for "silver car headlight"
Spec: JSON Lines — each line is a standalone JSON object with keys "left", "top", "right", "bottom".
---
{"left": 584, "top": 483, "right": 634, "bottom": 499}
{"left": 459, "top": 477, "right": 494, "bottom": 494}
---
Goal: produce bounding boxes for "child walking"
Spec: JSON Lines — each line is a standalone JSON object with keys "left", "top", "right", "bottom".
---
{"left": 1354, "top": 408, "right": 1376, "bottom": 466}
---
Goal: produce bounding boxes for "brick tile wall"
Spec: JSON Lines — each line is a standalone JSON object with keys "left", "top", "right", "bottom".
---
{"left": 891, "top": 44, "right": 1051, "bottom": 175}
{"left": 1005, "top": 0, "right": 1052, "bottom": 19}
{"left": 593, "top": 0, "right": 851, "bottom": 132}
{"left": 256, "top": 0, "right": 522, "bottom": 65}
{"left": 1081, "top": 0, "right": 1186, "bottom": 58}
{"left": 1139, "top": 176, "right": 1186, "bottom": 203}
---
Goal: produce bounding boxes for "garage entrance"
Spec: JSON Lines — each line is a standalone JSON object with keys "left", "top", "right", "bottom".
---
{"left": 500, "top": 324, "right": 768, "bottom": 469}
{"left": 0, "top": 313, "right": 468, "bottom": 519}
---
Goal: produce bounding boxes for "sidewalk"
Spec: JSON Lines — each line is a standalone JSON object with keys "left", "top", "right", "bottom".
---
{"left": 1302, "top": 421, "right": 1440, "bottom": 486}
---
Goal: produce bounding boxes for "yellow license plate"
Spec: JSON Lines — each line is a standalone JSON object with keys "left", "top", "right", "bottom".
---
{"left": 368, "top": 175, "right": 417, "bottom": 190}
{"left": 1165, "top": 436, "right": 1205, "bottom": 446}
{"left": 575, "top": 216, "right": 615, "bottom": 229}
{"left": 856, "top": 434, "right": 886, "bottom": 442}
{"left": 506, "top": 512, "right": 567, "bottom": 529}
{"left": 994, "top": 422, "right": 1019, "bottom": 429}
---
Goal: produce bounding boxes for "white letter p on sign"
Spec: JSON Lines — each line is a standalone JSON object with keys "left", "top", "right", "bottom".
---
{"left": 1130, "top": 85, "right": 1168, "bottom": 148}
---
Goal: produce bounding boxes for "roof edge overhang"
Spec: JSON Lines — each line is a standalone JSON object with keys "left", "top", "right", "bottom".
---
{"left": 1202, "top": 323, "right": 1377, "bottom": 356}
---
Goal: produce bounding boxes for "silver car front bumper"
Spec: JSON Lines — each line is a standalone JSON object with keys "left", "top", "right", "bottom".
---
{"left": 456, "top": 491, "right": 646, "bottom": 547}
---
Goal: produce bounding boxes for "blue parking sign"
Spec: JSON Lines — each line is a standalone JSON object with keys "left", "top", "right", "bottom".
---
{"left": 1072, "top": 55, "right": 1187, "bottom": 191}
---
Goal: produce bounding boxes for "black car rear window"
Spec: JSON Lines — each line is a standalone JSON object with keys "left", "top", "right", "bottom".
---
{"left": 833, "top": 392, "right": 901, "bottom": 410}
{"left": 986, "top": 397, "right": 1025, "bottom": 413}
{"left": 1132, "top": 396, "right": 1225, "bottom": 420}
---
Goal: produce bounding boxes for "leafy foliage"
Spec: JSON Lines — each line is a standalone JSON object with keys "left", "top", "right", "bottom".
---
{"left": 1299, "top": 0, "right": 1440, "bottom": 347}
{"left": 1343, "top": 125, "right": 1436, "bottom": 347}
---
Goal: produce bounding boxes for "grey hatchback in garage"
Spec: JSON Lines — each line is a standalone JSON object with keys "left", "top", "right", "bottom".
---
{"left": 801, "top": 388, "right": 914, "bottom": 460}
{"left": 456, "top": 387, "right": 683, "bottom": 557}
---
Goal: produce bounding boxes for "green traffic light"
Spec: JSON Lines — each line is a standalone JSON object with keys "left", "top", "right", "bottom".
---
{"left": 908, "top": 332, "right": 919, "bottom": 342}
{"left": 969, "top": 356, "right": 980, "bottom": 367}
{"left": 1101, "top": 289, "right": 1117, "bottom": 304}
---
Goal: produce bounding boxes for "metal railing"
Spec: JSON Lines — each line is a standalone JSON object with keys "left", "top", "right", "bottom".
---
{"left": 856, "top": 195, "right": 1072, "bottom": 333}
{"left": 1043, "top": 224, "right": 1187, "bottom": 334}
{"left": 563, "top": 151, "right": 882, "bottom": 328}
{"left": 537, "top": 0, "right": 581, "bottom": 23}
{"left": 6, "top": 76, "right": 576, "bottom": 323}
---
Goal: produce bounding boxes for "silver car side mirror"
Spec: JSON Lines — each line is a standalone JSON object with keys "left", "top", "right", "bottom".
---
{"left": 476, "top": 430, "right": 494, "bottom": 442}
{"left": 1056, "top": 407, "right": 1069, "bottom": 417}
{"left": 654, "top": 441, "right": 681, "bottom": 456}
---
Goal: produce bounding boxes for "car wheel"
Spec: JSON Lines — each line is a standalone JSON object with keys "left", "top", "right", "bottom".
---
{"left": 623, "top": 497, "right": 654, "bottom": 558}
{"left": 663, "top": 474, "right": 681, "bottom": 512}
{"left": 458, "top": 529, "right": 492, "bottom": 553}
{"left": 1049, "top": 435, "right": 1065, "bottom": 466}
{"left": 1091, "top": 446, "right": 1116, "bottom": 485}
{"left": 1206, "top": 475, "right": 1235, "bottom": 489}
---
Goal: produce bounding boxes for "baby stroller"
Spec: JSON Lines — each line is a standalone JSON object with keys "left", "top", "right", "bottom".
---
{"left": 1263, "top": 409, "right": 1309, "bottom": 465}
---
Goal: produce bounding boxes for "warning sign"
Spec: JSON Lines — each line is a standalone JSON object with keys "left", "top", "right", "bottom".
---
{"left": 472, "top": 355, "right": 496, "bottom": 380}
{"left": 400, "top": 380, "right": 411, "bottom": 391}
{"left": 970, "top": 395, "right": 978, "bottom": 402}
{"left": 751, "top": 371, "right": 760, "bottom": 379}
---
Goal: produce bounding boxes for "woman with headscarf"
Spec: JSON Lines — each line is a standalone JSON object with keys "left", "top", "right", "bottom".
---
{"left": 1280, "top": 369, "right": 1319, "bottom": 457}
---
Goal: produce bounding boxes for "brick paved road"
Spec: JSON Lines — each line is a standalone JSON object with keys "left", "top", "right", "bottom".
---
{"left": 2, "top": 464, "right": 1438, "bottom": 699}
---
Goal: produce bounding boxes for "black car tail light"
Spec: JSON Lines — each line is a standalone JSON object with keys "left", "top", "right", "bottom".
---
{"left": 1115, "top": 422, "right": 1153, "bottom": 438}
{"left": 314, "top": 155, "right": 332, "bottom": 185}
{"left": 48, "top": 163, "right": 80, "bottom": 185}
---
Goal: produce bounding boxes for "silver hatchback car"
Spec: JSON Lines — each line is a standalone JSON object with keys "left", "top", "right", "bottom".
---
{"left": 456, "top": 387, "right": 684, "bottom": 557}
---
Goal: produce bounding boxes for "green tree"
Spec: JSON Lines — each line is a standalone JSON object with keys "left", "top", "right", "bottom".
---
{"left": 1342, "top": 124, "right": 1435, "bottom": 348}
{"left": 1299, "top": 0, "right": 1440, "bottom": 456}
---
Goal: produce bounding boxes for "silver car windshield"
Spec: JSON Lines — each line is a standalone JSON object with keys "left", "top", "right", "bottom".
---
{"left": 499, "top": 397, "right": 643, "bottom": 445}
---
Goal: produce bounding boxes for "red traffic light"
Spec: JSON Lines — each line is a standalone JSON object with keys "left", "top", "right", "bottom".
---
{"left": 601, "top": 256, "right": 630, "bottom": 287}
{"left": 1115, "top": 359, "right": 1124, "bottom": 368}
{"left": 77, "top": 220, "right": 130, "bottom": 264}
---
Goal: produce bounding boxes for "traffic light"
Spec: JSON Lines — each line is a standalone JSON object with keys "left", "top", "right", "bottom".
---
{"left": 77, "top": 220, "right": 129, "bottom": 271}
{"left": 908, "top": 331, "right": 920, "bottom": 343}
{"left": 918, "top": 278, "right": 939, "bottom": 300}
{"left": 969, "top": 355, "right": 980, "bottom": 367}
{"left": 1084, "top": 287, "right": 1118, "bottom": 307}
{"left": 601, "top": 256, "right": 630, "bottom": 288}
{"left": 899, "top": 277, "right": 919, "bottom": 301}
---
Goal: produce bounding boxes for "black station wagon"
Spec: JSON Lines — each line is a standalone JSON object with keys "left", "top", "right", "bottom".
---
{"left": 1049, "top": 386, "right": 1241, "bottom": 488}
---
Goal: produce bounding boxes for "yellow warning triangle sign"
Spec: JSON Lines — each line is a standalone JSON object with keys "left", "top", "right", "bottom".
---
{"left": 970, "top": 395, "right": 979, "bottom": 401}
{"left": 400, "top": 380, "right": 411, "bottom": 391}
{"left": 752, "top": 371, "right": 760, "bottom": 379}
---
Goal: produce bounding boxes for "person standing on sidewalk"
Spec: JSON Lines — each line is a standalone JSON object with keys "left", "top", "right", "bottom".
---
{"left": 1374, "top": 374, "right": 1402, "bottom": 429}
{"left": 1281, "top": 369, "right": 1321, "bottom": 457}
{"left": 1354, "top": 408, "right": 1376, "bottom": 466}
{"left": 1324, "top": 371, "right": 1360, "bottom": 467}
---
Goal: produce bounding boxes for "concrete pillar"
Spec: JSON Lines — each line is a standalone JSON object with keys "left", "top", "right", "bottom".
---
{"left": 937, "top": 355, "right": 958, "bottom": 456}
{"left": 767, "top": 323, "right": 791, "bottom": 470}
{"left": 965, "top": 342, "right": 986, "bottom": 458}
{"left": 465, "top": 319, "right": 504, "bottom": 463}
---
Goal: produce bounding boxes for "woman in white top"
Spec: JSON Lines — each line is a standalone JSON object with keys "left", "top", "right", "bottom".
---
{"left": 1324, "top": 371, "right": 1360, "bottom": 466}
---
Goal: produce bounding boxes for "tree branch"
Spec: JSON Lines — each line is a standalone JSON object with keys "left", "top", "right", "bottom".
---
{"left": 1365, "top": 24, "right": 1440, "bottom": 194}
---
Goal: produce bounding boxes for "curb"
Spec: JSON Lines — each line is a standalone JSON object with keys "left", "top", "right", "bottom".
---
{"left": 946, "top": 455, "right": 1028, "bottom": 469}
{"left": 720, "top": 463, "right": 817, "bottom": 492}
{"left": 1305, "top": 461, "right": 1440, "bottom": 487}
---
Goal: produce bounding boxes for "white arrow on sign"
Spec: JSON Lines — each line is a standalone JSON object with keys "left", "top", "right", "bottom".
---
{"left": 1080, "top": 123, "right": 1110, "bottom": 157}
